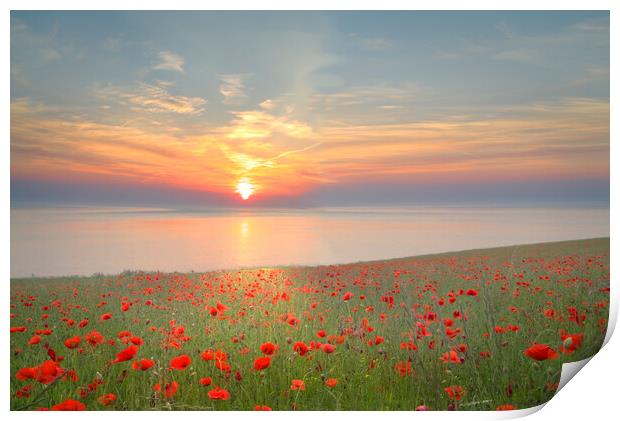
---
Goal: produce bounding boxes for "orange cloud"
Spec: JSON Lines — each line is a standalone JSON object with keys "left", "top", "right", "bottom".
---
{"left": 10, "top": 96, "right": 609, "bottom": 200}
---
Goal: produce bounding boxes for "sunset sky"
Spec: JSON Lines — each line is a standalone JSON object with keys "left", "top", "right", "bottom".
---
{"left": 11, "top": 11, "right": 610, "bottom": 207}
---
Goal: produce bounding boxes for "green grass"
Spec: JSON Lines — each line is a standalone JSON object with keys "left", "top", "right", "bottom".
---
{"left": 10, "top": 237, "right": 610, "bottom": 411}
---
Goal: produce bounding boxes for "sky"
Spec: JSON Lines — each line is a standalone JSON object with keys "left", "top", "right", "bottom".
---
{"left": 10, "top": 11, "right": 610, "bottom": 208}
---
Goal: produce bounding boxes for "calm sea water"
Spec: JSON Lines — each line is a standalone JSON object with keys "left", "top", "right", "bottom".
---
{"left": 10, "top": 206, "right": 609, "bottom": 278}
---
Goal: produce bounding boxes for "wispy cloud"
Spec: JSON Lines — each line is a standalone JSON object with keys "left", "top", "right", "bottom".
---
{"left": 259, "top": 99, "right": 275, "bottom": 110}
{"left": 11, "top": 98, "right": 322, "bottom": 197}
{"left": 219, "top": 142, "right": 321, "bottom": 173}
{"left": 153, "top": 50, "right": 184, "bottom": 72}
{"left": 11, "top": 18, "right": 63, "bottom": 65}
{"left": 11, "top": 98, "right": 226, "bottom": 190}
{"left": 219, "top": 74, "right": 248, "bottom": 104}
{"left": 313, "top": 98, "right": 609, "bottom": 182}
{"left": 97, "top": 82, "right": 206, "bottom": 115}
{"left": 309, "top": 84, "right": 418, "bottom": 112}
{"left": 224, "top": 110, "right": 312, "bottom": 140}
{"left": 11, "top": 93, "right": 608, "bottom": 200}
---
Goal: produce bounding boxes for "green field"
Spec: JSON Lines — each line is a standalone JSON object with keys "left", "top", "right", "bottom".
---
{"left": 10, "top": 238, "right": 610, "bottom": 411}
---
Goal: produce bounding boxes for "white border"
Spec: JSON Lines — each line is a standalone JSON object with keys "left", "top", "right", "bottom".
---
{"left": 3, "top": 2, "right": 616, "bottom": 421}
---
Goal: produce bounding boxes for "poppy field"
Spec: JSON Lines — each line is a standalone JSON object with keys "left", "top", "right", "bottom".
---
{"left": 10, "top": 237, "right": 610, "bottom": 411}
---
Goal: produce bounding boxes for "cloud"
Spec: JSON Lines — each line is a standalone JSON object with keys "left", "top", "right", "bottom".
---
{"left": 309, "top": 84, "right": 418, "bottom": 111}
{"left": 224, "top": 110, "right": 312, "bottom": 140}
{"left": 11, "top": 98, "right": 226, "bottom": 190}
{"left": 11, "top": 97, "right": 322, "bottom": 198}
{"left": 153, "top": 51, "right": 184, "bottom": 72}
{"left": 219, "top": 74, "right": 248, "bottom": 104}
{"left": 11, "top": 18, "right": 63, "bottom": 65}
{"left": 259, "top": 99, "right": 275, "bottom": 110}
{"left": 10, "top": 94, "right": 609, "bottom": 202}
{"left": 312, "top": 98, "right": 609, "bottom": 182}
{"left": 378, "top": 105, "right": 403, "bottom": 110}
{"left": 97, "top": 82, "right": 206, "bottom": 115}
{"left": 219, "top": 142, "right": 321, "bottom": 173}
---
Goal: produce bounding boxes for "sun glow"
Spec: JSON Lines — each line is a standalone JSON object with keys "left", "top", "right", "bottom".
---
{"left": 236, "top": 179, "right": 255, "bottom": 200}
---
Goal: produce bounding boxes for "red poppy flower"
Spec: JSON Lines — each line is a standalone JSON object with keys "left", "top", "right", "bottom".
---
{"left": 445, "top": 327, "right": 461, "bottom": 339}
{"left": 199, "top": 377, "right": 212, "bottom": 386}
{"left": 64, "top": 336, "right": 81, "bottom": 349}
{"left": 254, "top": 405, "right": 272, "bottom": 411}
{"left": 440, "top": 350, "right": 462, "bottom": 364}
{"left": 524, "top": 343, "right": 559, "bottom": 361}
{"left": 164, "top": 381, "right": 179, "bottom": 399}
{"left": 170, "top": 354, "right": 191, "bottom": 370}
{"left": 444, "top": 385, "right": 465, "bottom": 401}
{"left": 325, "top": 378, "right": 338, "bottom": 388}
{"left": 85, "top": 330, "right": 104, "bottom": 346}
{"left": 395, "top": 361, "right": 412, "bottom": 377}
{"left": 322, "top": 343, "right": 336, "bottom": 353}
{"left": 16, "top": 367, "right": 38, "bottom": 381}
{"left": 51, "top": 398, "right": 86, "bottom": 411}
{"left": 260, "top": 342, "right": 277, "bottom": 355}
{"left": 36, "top": 360, "right": 63, "bottom": 384}
{"left": 291, "top": 379, "right": 306, "bottom": 391}
{"left": 112, "top": 345, "right": 138, "bottom": 363}
{"left": 214, "top": 354, "right": 231, "bottom": 372}
{"left": 132, "top": 358, "right": 154, "bottom": 371}
{"left": 251, "top": 356, "right": 270, "bottom": 371}
{"left": 201, "top": 348, "right": 215, "bottom": 361}
{"left": 97, "top": 393, "right": 117, "bottom": 406}
{"left": 216, "top": 301, "right": 229, "bottom": 312}
{"left": 153, "top": 381, "right": 179, "bottom": 399}
{"left": 293, "top": 341, "right": 309, "bottom": 356}
{"left": 28, "top": 335, "right": 41, "bottom": 345}
{"left": 208, "top": 387, "right": 231, "bottom": 400}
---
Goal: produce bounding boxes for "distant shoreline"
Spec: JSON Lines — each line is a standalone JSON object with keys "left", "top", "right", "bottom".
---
{"left": 10, "top": 236, "right": 609, "bottom": 282}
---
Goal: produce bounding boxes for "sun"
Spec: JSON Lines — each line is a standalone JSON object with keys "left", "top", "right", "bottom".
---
{"left": 236, "top": 179, "right": 255, "bottom": 200}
